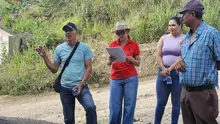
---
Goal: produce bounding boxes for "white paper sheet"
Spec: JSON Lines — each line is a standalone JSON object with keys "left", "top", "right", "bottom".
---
{"left": 106, "top": 47, "right": 126, "bottom": 62}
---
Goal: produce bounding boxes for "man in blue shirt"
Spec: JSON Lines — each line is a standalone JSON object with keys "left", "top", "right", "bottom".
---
{"left": 175, "top": 0, "right": 220, "bottom": 124}
{"left": 36, "top": 22, "right": 97, "bottom": 124}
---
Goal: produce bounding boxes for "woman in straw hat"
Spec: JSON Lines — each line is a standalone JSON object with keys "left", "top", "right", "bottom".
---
{"left": 107, "top": 20, "right": 141, "bottom": 124}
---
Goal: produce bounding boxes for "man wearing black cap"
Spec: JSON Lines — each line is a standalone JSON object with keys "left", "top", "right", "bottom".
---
{"left": 174, "top": 0, "right": 220, "bottom": 124}
{"left": 36, "top": 22, "right": 97, "bottom": 124}
{"left": 175, "top": 0, "right": 220, "bottom": 124}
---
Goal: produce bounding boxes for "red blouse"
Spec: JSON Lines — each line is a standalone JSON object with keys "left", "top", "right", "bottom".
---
{"left": 109, "top": 39, "right": 140, "bottom": 79}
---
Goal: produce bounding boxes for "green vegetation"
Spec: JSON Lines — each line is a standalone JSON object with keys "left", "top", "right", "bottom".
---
{"left": 0, "top": 0, "right": 219, "bottom": 95}
{"left": 0, "top": 0, "right": 9, "bottom": 15}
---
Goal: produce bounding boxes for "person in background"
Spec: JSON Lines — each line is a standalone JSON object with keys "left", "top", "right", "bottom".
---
{"left": 154, "top": 16, "right": 184, "bottom": 124}
{"left": 107, "top": 20, "right": 141, "bottom": 124}
{"left": 175, "top": 0, "right": 220, "bottom": 124}
{"left": 36, "top": 22, "right": 97, "bottom": 124}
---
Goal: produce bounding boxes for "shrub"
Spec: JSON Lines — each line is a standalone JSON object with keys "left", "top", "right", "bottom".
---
{"left": 0, "top": 0, "right": 219, "bottom": 95}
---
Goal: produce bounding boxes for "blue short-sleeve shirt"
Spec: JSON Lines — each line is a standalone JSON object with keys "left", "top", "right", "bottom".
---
{"left": 53, "top": 41, "right": 94, "bottom": 88}
{"left": 180, "top": 21, "right": 220, "bottom": 86}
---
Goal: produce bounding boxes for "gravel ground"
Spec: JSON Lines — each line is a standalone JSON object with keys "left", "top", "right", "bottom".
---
{"left": 1, "top": 76, "right": 220, "bottom": 124}
{"left": 0, "top": 116, "right": 57, "bottom": 124}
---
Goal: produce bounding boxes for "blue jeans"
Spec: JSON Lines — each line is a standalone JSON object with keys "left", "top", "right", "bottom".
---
{"left": 109, "top": 76, "right": 138, "bottom": 124}
{"left": 154, "top": 68, "right": 182, "bottom": 124}
{"left": 60, "top": 84, "right": 97, "bottom": 124}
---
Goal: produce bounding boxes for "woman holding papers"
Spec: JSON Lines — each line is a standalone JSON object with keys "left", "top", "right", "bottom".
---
{"left": 154, "top": 16, "right": 184, "bottom": 124}
{"left": 107, "top": 20, "right": 140, "bottom": 124}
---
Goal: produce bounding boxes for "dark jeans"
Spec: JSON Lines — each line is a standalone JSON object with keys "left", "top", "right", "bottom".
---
{"left": 60, "top": 85, "right": 97, "bottom": 124}
{"left": 154, "top": 68, "right": 182, "bottom": 124}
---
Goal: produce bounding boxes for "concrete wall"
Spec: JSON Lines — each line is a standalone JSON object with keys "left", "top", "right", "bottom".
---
{"left": 0, "top": 29, "right": 28, "bottom": 63}
{"left": 0, "top": 30, "right": 12, "bottom": 63}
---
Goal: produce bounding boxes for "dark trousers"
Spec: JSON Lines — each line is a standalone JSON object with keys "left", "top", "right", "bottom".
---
{"left": 181, "top": 88, "right": 219, "bottom": 124}
{"left": 60, "top": 85, "right": 97, "bottom": 124}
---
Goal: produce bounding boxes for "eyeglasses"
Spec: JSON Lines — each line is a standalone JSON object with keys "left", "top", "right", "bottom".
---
{"left": 116, "top": 30, "right": 125, "bottom": 36}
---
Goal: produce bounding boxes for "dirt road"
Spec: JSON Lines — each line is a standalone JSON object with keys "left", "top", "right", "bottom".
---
{"left": 0, "top": 76, "right": 220, "bottom": 124}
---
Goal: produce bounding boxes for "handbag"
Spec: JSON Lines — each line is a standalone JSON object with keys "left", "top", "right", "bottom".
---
{"left": 53, "top": 41, "right": 80, "bottom": 93}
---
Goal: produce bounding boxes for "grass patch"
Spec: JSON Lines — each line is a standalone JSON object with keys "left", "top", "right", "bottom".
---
{"left": 0, "top": 0, "right": 219, "bottom": 95}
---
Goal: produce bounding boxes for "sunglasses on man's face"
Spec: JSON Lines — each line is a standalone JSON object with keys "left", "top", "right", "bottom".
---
{"left": 116, "top": 30, "right": 126, "bottom": 36}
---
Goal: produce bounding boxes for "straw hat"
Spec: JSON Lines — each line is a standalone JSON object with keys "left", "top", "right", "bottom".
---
{"left": 111, "top": 20, "right": 134, "bottom": 33}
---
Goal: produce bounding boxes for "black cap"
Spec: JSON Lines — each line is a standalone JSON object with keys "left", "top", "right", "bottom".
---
{"left": 176, "top": 0, "right": 204, "bottom": 14}
{"left": 62, "top": 22, "right": 78, "bottom": 32}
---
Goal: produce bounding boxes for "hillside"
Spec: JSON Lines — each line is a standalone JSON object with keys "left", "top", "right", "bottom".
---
{"left": 0, "top": 0, "right": 219, "bottom": 95}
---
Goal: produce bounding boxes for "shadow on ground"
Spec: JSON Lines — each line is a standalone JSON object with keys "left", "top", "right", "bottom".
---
{"left": 0, "top": 116, "right": 58, "bottom": 124}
